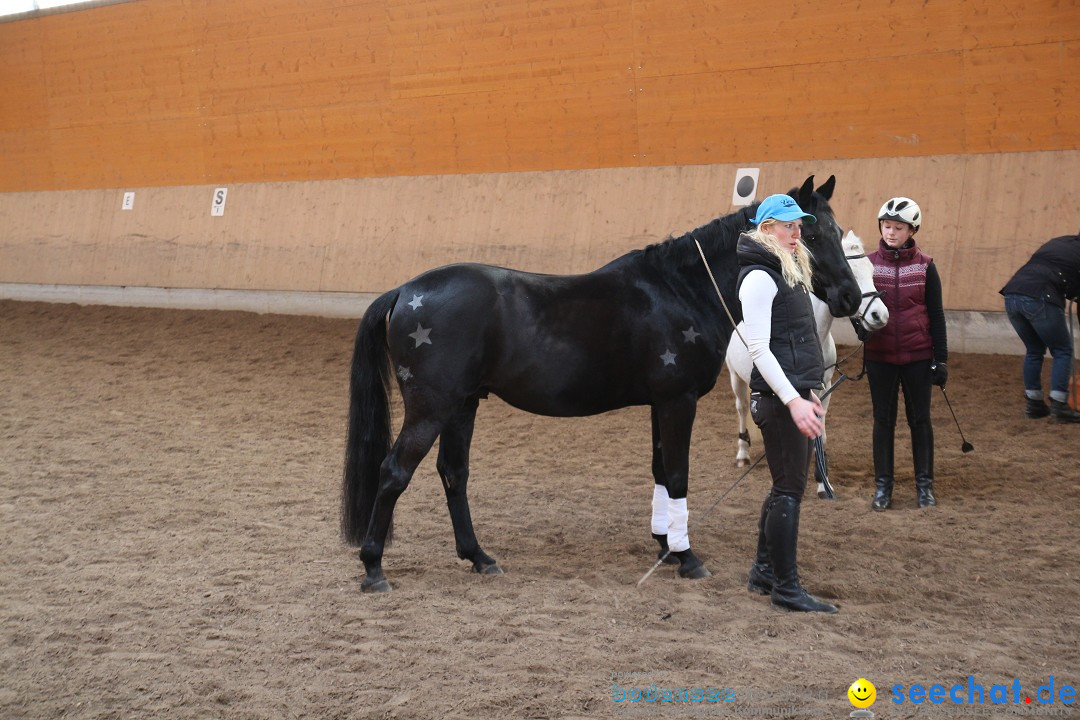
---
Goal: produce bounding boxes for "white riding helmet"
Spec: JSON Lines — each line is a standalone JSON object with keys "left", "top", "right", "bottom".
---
{"left": 878, "top": 197, "right": 922, "bottom": 232}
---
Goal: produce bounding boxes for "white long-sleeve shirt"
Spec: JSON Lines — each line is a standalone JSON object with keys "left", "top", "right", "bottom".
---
{"left": 737, "top": 269, "right": 799, "bottom": 404}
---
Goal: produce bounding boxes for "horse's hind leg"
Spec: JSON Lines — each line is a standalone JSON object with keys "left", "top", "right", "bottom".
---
{"left": 731, "top": 374, "right": 753, "bottom": 468}
{"left": 360, "top": 410, "right": 444, "bottom": 593}
{"left": 437, "top": 397, "right": 501, "bottom": 576}
{"left": 815, "top": 367, "right": 836, "bottom": 499}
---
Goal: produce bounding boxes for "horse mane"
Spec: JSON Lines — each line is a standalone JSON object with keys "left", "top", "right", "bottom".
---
{"left": 637, "top": 205, "right": 757, "bottom": 274}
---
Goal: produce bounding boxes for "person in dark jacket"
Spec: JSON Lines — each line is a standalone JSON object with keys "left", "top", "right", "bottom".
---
{"left": 999, "top": 235, "right": 1080, "bottom": 423}
{"left": 865, "top": 197, "right": 948, "bottom": 511}
{"left": 738, "top": 193, "right": 837, "bottom": 613}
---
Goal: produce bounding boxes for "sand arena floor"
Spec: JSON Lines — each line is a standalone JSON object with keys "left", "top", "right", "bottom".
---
{"left": 1, "top": 300, "right": 1077, "bottom": 719}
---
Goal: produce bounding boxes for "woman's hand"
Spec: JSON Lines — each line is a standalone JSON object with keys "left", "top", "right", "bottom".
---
{"left": 786, "top": 393, "right": 825, "bottom": 438}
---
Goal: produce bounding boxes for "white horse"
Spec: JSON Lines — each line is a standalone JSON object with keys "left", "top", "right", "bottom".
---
{"left": 725, "top": 231, "right": 889, "bottom": 497}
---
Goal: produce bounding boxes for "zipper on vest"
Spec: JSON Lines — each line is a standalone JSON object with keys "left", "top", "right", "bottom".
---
{"left": 893, "top": 249, "right": 901, "bottom": 359}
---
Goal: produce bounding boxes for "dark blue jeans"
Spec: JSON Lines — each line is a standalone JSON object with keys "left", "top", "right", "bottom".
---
{"left": 1003, "top": 293, "right": 1074, "bottom": 396}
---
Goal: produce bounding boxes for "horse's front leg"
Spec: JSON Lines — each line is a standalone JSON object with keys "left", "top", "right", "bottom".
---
{"left": 437, "top": 398, "right": 501, "bottom": 576}
{"left": 655, "top": 395, "right": 710, "bottom": 580}
{"left": 648, "top": 407, "right": 679, "bottom": 565}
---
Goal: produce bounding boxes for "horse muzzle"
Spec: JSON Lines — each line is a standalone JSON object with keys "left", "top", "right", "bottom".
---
{"left": 827, "top": 286, "right": 861, "bottom": 318}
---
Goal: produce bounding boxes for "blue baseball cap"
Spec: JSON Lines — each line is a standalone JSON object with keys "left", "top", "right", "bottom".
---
{"left": 751, "top": 193, "right": 817, "bottom": 226}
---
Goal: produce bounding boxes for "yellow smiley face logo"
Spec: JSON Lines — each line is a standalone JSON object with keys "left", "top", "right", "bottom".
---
{"left": 848, "top": 678, "right": 876, "bottom": 708}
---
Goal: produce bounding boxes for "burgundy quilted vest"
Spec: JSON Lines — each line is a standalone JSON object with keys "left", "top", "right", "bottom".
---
{"left": 865, "top": 238, "right": 933, "bottom": 364}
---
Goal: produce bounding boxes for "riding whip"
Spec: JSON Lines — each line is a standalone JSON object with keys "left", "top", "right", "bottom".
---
{"left": 637, "top": 452, "right": 765, "bottom": 587}
{"left": 938, "top": 386, "right": 974, "bottom": 453}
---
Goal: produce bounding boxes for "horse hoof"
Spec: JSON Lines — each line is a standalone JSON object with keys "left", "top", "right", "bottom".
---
{"left": 735, "top": 459, "right": 749, "bottom": 468}
{"left": 477, "top": 562, "right": 503, "bottom": 576}
{"left": 817, "top": 490, "right": 836, "bottom": 500}
{"left": 361, "top": 577, "right": 392, "bottom": 593}
{"left": 660, "top": 554, "right": 680, "bottom": 566}
{"left": 679, "top": 565, "right": 712, "bottom": 580}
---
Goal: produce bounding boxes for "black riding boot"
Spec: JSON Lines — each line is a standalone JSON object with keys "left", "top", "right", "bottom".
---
{"left": 872, "top": 477, "right": 893, "bottom": 511}
{"left": 871, "top": 422, "right": 894, "bottom": 511}
{"left": 1026, "top": 395, "right": 1050, "bottom": 418}
{"left": 747, "top": 493, "right": 774, "bottom": 595}
{"left": 765, "top": 496, "right": 838, "bottom": 613}
{"left": 1050, "top": 399, "right": 1080, "bottom": 423}
{"left": 912, "top": 422, "right": 936, "bottom": 508}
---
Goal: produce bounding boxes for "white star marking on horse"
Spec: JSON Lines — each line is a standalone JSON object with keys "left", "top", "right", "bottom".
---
{"left": 409, "top": 323, "right": 432, "bottom": 347}
{"left": 397, "top": 366, "right": 413, "bottom": 382}
{"left": 661, "top": 349, "right": 677, "bottom": 366}
{"left": 682, "top": 326, "right": 700, "bottom": 344}
{"left": 408, "top": 294, "right": 424, "bottom": 311}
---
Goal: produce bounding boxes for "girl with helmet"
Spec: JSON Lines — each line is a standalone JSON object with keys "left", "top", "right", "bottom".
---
{"left": 865, "top": 197, "right": 948, "bottom": 511}
{"left": 739, "top": 193, "right": 838, "bottom": 613}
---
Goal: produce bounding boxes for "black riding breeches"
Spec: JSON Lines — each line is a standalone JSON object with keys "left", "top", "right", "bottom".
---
{"left": 866, "top": 359, "right": 935, "bottom": 479}
{"left": 750, "top": 390, "right": 811, "bottom": 500}
{"left": 866, "top": 359, "right": 933, "bottom": 431}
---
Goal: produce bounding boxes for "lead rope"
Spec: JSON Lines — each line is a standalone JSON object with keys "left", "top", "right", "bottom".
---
{"left": 692, "top": 233, "right": 747, "bottom": 348}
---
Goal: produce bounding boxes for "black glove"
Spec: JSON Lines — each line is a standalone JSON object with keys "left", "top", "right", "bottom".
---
{"left": 931, "top": 363, "right": 948, "bottom": 388}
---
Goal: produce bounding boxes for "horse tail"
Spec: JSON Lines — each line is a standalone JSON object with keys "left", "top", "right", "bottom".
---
{"left": 341, "top": 289, "right": 399, "bottom": 547}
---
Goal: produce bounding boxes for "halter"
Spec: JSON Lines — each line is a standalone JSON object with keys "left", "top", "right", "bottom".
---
{"left": 815, "top": 250, "right": 886, "bottom": 342}
{"left": 818, "top": 251, "right": 880, "bottom": 382}
{"left": 808, "top": 250, "right": 885, "bottom": 389}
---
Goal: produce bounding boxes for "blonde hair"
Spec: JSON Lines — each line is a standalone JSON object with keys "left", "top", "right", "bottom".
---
{"left": 748, "top": 222, "right": 814, "bottom": 289}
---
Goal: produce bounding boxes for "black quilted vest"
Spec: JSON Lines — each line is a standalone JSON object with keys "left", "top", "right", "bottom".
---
{"left": 736, "top": 236, "right": 825, "bottom": 394}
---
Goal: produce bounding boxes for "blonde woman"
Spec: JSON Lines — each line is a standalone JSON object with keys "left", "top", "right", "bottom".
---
{"left": 738, "top": 193, "right": 837, "bottom": 613}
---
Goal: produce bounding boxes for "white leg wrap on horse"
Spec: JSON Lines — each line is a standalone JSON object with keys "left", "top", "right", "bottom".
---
{"left": 651, "top": 485, "right": 670, "bottom": 535}
{"left": 666, "top": 498, "right": 689, "bottom": 552}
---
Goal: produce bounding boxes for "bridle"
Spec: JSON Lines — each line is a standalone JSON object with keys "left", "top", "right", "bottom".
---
{"left": 840, "top": 251, "right": 886, "bottom": 342}
{"left": 811, "top": 250, "right": 884, "bottom": 382}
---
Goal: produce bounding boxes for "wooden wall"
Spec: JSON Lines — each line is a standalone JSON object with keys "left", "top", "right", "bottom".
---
{"left": 2, "top": 151, "right": 1078, "bottom": 311}
{"left": 1, "top": 0, "right": 1078, "bottom": 312}
{"left": 1, "top": 0, "right": 1077, "bottom": 191}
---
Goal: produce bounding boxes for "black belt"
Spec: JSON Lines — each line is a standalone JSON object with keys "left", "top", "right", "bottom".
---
{"left": 751, "top": 388, "right": 816, "bottom": 400}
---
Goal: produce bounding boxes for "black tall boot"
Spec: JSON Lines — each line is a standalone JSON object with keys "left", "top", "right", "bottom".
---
{"left": 1050, "top": 399, "right": 1080, "bottom": 423}
{"left": 1026, "top": 395, "right": 1050, "bottom": 418}
{"left": 912, "top": 422, "right": 936, "bottom": 508}
{"left": 747, "top": 492, "right": 774, "bottom": 595}
{"left": 765, "top": 496, "right": 838, "bottom": 613}
{"left": 871, "top": 422, "right": 894, "bottom": 511}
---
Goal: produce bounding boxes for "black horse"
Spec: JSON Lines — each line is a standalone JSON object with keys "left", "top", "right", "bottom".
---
{"left": 342, "top": 175, "right": 859, "bottom": 592}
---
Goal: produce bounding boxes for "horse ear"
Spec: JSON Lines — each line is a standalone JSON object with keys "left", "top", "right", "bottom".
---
{"left": 798, "top": 176, "right": 815, "bottom": 207}
{"left": 817, "top": 175, "right": 835, "bottom": 200}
